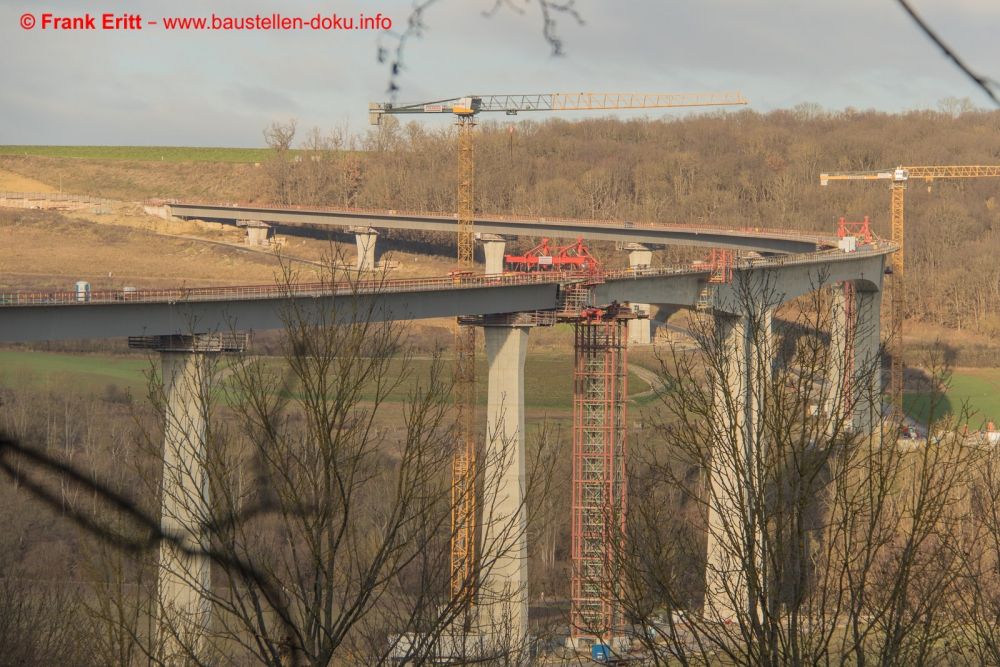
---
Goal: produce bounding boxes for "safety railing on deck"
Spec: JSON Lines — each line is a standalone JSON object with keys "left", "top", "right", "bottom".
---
{"left": 0, "top": 243, "right": 896, "bottom": 308}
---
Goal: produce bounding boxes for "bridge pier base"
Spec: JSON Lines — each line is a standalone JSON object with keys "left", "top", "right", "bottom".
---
{"left": 627, "top": 246, "right": 652, "bottom": 344}
{"left": 480, "top": 324, "right": 530, "bottom": 652}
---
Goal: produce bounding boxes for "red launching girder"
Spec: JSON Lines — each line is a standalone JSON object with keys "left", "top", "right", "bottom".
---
{"left": 504, "top": 236, "right": 603, "bottom": 275}
{"left": 837, "top": 216, "right": 873, "bottom": 243}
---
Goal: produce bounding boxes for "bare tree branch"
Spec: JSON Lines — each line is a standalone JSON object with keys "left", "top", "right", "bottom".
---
{"left": 895, "top": 0, "right": 1000, "bottom": 106}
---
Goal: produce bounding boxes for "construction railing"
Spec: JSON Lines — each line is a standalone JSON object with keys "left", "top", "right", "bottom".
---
{"left": 0, "top": 243, "right": 896, "bottom": 308}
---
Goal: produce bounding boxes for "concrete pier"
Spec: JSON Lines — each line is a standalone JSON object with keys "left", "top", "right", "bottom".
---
{"left": 853, "top": 287, "right": 882, "bottom": 435}
{"left": 828, "top": 283, "right": 850, "bottom": 430}
{"left": 127, "top": 333, "right": 248, "bottom": 664}
{"left": 704, "top": 313, "right": 764, "bottom": 624}
{"left": 627, "top": 246, "right": 652, "bottom": 344}
{"left": 158, "top": 350, "right": 214, "bottom": 663}
{"left": 480, "top": 325, "right": 530, "bottom": 649}
{"left": 353, "top": 227, "right": 378, "bottom": 271}
{"left": 482, "top": 235, "right": 507, "bottom": 276}
{"left": 237, "top": 219, "right": 271, "bottom": 246}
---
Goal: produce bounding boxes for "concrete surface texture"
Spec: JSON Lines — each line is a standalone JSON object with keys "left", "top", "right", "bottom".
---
{"left": 479, "top": 325, "right": 530, "bottom": 648}
{"left": 482, "top": 236, "right": 506, "bottom": 276}
{"left": 158, "top": 351, "right": 213, "bottom": 663}
{"left": 627, "top": 246, "right": 653, "bottom": 345}
{"left": 355, "top": 229, "right": 378, "bottom": 270}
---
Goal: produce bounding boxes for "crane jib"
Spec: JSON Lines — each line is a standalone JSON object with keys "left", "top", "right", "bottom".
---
{"left": 370, "top": 92, "right": 749, "bottom": 122}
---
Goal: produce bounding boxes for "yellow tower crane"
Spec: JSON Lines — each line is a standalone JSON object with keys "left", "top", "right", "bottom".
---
{"left": 370, "top": 91, "right": 748, "bottom": 605}
{"left": 821, "top": 165, "right": 1000, "bottom": 416}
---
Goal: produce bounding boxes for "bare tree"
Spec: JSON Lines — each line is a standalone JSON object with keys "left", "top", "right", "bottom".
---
{"left": 619, "top": 272, "right": 974, "bottom": 666}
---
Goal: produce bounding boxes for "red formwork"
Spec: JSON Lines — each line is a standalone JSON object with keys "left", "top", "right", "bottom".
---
{"left": 570, "top": 318, "right": 628, "bottom": 640}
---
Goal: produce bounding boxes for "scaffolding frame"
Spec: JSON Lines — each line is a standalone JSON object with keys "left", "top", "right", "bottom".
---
{"left": 571, "top": 317, "right": 628, "bottom": 641}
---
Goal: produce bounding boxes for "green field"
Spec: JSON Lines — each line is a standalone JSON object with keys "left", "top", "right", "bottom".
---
{"left": 0, "top": 146, "right": 283, "bottom": 163}
{"left": 0, "top": 352, "right": 651, "bottom": 411}
{"left": 0, "top": 350, "right": 152, "bottom": 395}
{"left": 905, "top": 368, "right": 1000, "bottom": 427}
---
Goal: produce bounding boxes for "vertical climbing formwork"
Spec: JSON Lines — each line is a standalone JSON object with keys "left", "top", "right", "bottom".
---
{"left": 571, "top": 317, "right": 628, "bottom": 642}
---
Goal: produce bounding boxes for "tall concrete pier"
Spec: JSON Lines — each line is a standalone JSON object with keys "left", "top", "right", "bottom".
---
{"left": 479, "top": 324, "right": 530, "bottom": 649}
{"left": 704, "top": 314, "right": 760, "bottom": 623}
{"left": 852, "top": 287, "right": 882, "bottom": 434}
{"left": 130, "top": 334, "right": 247, "bottom": 664}
{"left": 158, "top": 349, "right": 214, "bottom": 662}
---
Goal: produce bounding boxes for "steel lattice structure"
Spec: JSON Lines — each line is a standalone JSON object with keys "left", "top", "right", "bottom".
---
{"left": 571, "top": 318, "right": 628, "bottom": 640}
{"left": 451, "top": 324, "right": 477, "bottom": 605}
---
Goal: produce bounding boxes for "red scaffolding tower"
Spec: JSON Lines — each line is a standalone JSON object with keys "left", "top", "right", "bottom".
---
{"left": 570, "top": 306, "right": 631, "bottom": 643}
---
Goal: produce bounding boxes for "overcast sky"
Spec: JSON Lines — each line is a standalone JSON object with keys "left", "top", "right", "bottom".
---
{"left": 0, "top": 0, "right": 997, "bottom": 147}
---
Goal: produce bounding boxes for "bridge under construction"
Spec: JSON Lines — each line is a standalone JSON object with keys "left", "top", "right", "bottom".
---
{"left": 0, "top": 203, "right": 892, "bottom": 659}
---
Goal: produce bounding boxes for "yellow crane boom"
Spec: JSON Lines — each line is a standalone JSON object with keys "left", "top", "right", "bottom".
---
{"left": 820, "top": 165, "right": 1000, "bottom": 417}
{"left": 370, "top": 91, "right": 747, "bottom": 123}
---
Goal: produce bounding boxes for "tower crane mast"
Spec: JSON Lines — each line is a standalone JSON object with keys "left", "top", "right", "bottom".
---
{"left": 820, "top": 165, "right": 1000, "bottom": 416}
{"left": 370, "top": 90, "right": 748, "bottom": 615}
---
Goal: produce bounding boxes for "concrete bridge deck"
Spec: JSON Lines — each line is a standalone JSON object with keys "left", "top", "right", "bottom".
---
{"left": 159, "top": 200, "right": 838, "bottom": 255}
{"left": 0, "top": 244, "right": 894, "bottom": 342}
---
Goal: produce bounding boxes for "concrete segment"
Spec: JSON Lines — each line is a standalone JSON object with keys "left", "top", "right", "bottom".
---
{"left": 158, "top": 351, "right": 213, "bottom": 663}
{"left": 480, "top": 325, "right": 530, "bottom": 649}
